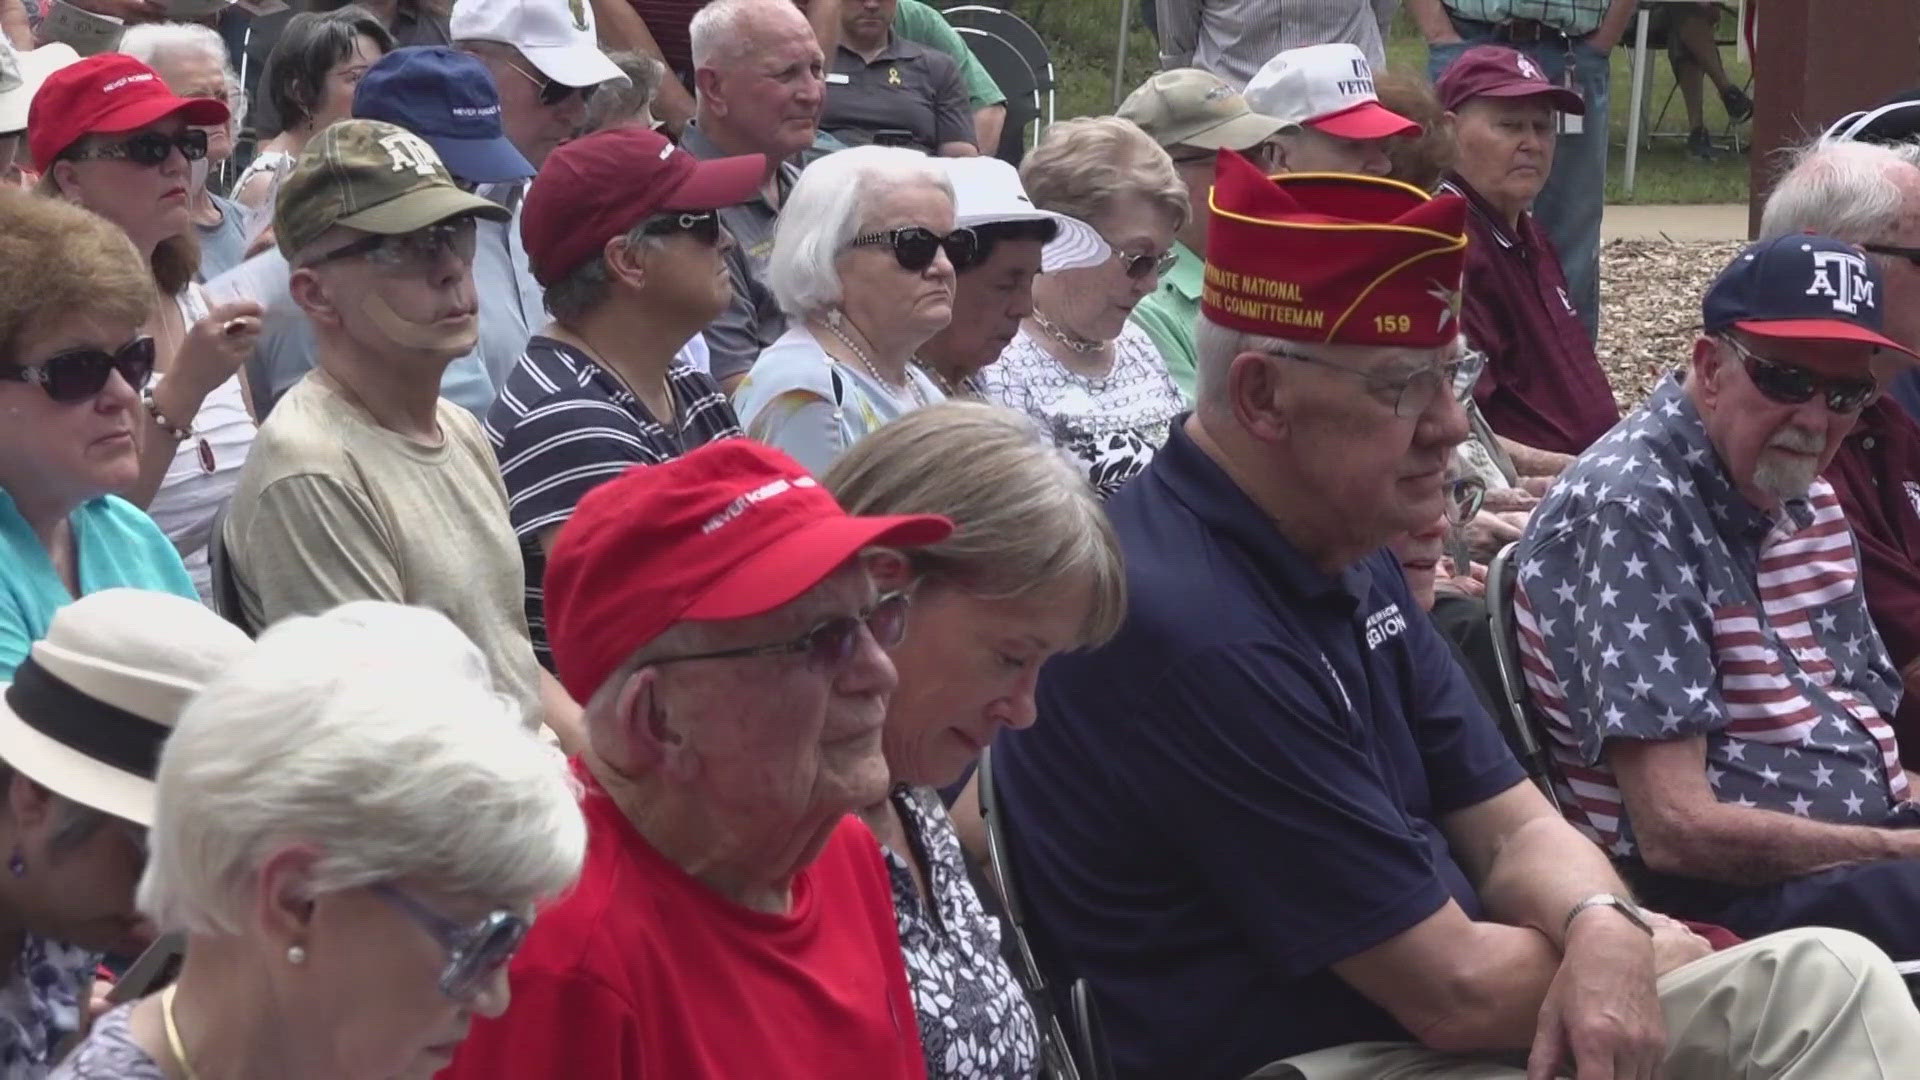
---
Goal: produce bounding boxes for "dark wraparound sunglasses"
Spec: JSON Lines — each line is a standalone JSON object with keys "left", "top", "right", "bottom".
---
{"left": 851, "top": 227, "right": 978, "bottom": 273}
{"left": 646, "top": 591, "right": 912, "bottom": 671}
{"left": 1722, "top": 336, "right": 1878, "bottom": 413}
{"left": 501, "top": 57, "right": 599, "bottom": 107}
{"left": 1116, "top": 247, "right": 1179, "bottom": 280}
{"left": 641, "top": 210, "right": 722, "bottom": 245}
{"left": 66, "top": 129, "right": 208, "bottom": 167}
{"left": 369, "top": 883, "right": 530, "bottom": 1002}
{"left": 0, "top": 337, "right": 155, "bottom": 403}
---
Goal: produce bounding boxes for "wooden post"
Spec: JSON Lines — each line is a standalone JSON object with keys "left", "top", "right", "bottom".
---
{"left": 1748, "top": 0, "right": 1920, "bottom": 234}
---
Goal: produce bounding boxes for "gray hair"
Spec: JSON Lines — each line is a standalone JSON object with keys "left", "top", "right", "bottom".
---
{"left": 1020, "top": 116, "right": 1191, "bottom": 233}
{"left": 1193, "top": 316, "right": 1463, "bottom": 415}
{"left": 690, "top": 0, "right": 796, "bottom": 70}
{"left": 138, "top": 603, "right": 586, "bottom": 936}
{"left": 1760, "top": 139, "right": 1920, "bottom": 250}
{"left": 766, "top": 145, "right": 953, "bottom": 318}
{"left": 542, "top": 217, "right": 666, "bottom": 325}
{"left": 823, "top": 400, "right": 1127, "bottom": 646}
{"left": 119, "top": 22, "right": 243, "bottom": 119}
{"left": 586, "top": 51, "right": 667, "bottom": 131}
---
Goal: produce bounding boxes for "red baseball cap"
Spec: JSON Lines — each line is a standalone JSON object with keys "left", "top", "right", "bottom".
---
{"left": 1434, "top": 44, "right": 1585, "bottom": 115}
{"left": 520, "top": 126, "right": 766, "bottom": 288}
{"left": 542, "top": 439, "right": 953, "bottom": 701}
{"left": 28, "top": 52, "right": 230, "bottom": 171}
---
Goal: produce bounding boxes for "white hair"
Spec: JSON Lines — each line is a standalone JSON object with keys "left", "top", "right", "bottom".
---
{"left": 766, "top": 145, "right": 953, "bottom": 318}
{"left": 138, "top": 603, "right": 587, "bottom": 936}
{"left": 689, "top": 0, "right": 798, "bottom": 70}
{"left": 119, "top": 21, "right": 241, "bottom": 106}
{"left": 1760, "top": 138, "right": 1920, "bottom": 246}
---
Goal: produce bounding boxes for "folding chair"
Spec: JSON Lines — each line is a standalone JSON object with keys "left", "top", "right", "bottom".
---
{"left": 951, "top": 26, "right": 1040, "bottom": 164}
{"left": 978, "top": 744, "right": 1084, "bottom": 1080}
{"left": 1068, "top": 978, "right": 1116, "bottom": 1080}
{"left": 205, "top": 505, "right": 254, "bottom": 636}
{"left": 942, "top": 6, "right": 1057, "bottom": 127}
{"left": 1486, "top": 541, "right": 1562, "bottom": 809}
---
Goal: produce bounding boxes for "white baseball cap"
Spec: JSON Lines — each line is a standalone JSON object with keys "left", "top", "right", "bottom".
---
{"left": 451, "top": 0, "right": 628, "bottom": 89}
{"left": 1244, "top": 43, "right": 1421, "bottom": 141}
{"left": 0, "top": 43, "right": 80, "bottom": 134}
{"left": 942, "top": 157, "right": 1110, "bottom": 273}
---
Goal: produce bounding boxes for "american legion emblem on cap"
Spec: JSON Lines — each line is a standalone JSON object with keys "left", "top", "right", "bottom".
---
{"left": 1200, "top": 149, "right": 1470, "bottom": 348}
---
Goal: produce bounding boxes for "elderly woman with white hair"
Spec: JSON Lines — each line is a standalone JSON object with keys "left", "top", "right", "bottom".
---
{"left": 732, "top": 144, "right": 974, "bottom": 475}
{"left": 0, "top": 589, "right": 249, "bottom": 1078}
{"left": 49, "top": 602, "right": 587, "bottom": 1080}
{"left": 978, "top": 118, "right": 1189, "bottom": 498}
{"left": 824, "top": 400, "right": 1126, "bottom": 1080}
{"left": 119, "top": 23, "right": 250, "bottom": 280}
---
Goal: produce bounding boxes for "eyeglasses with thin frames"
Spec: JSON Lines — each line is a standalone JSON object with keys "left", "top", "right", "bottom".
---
{"left": 1271, "top": 350, "right": 1466, "bottom": 418}
{"left": 644, "top": 591, "right": 912, "bottom": 672}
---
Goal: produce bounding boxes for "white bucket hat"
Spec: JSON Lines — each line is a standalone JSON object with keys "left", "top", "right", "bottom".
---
{"left": 0, "top": 589, "right": 252, "bottom": 827}
{"left": 450, "top": 0, "right": 628, "bottom": 89}
{"left": 941, "top": 157, "right": 1110, "bottom": 273}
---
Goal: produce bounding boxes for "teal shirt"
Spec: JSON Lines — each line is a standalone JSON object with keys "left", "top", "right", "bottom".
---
{"left": 893, "top": 0, "right": 1006, "bottom": 108}
{"left": 0, "top": 490, "right": 197, "bottom": 678}
{"left": 1128, "top": 240, "right": 1203, "bottom": 404}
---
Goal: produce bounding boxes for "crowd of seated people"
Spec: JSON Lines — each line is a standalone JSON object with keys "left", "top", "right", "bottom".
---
{"left": 9, "top": 2, "right": 1920, "bottom": 1078}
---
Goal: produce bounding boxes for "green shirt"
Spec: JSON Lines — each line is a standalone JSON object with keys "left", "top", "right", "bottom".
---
{"left": 1443, "top": 0, "right": 1609, "bottom": 37}
{"left": 893, "top": 0, "right": 1006, "bottom": 108}
{"left": 1128, "top": 240, "right": 1202, "bottom": 404}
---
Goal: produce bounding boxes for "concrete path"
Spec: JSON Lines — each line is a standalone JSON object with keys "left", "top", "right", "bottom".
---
{"left": 1602, "top": 203, "right": 1749, "bottom": 242}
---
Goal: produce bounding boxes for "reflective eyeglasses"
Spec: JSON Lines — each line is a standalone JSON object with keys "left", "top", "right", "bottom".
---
{"left": 1444, "top": 476, "right": 1486, "bottom": 527}
{"left": 502, "top": 57, "right": 599, "bottom": 107}
{"left": 67, "top": 129, "right": 209, "bottom": 167}
{"left": 1721, "top": 336, "right": 1878, "bottom": 414}
{"left": 1274, "top": 350, "right": 1467, "bottom": 419}
{"left": 0, "top": 337, "right": 155, "bottom": 403}
{"left": 308, "top": 216, "right": 480, "bottom": 273}
{"left": 641, "top": 210, "right": 722, "bottom": 245}
{"left": 370, "top": 883, "right": 530, "bottom": 1002}
{"left": 647, "top": 591, "right": 912, "bottom": 672}
{"left": 1115, "top": 247, "right": 1179, "bottom": 280}
{"left": 851, "top": 226, "right": 977, "bottom": 273}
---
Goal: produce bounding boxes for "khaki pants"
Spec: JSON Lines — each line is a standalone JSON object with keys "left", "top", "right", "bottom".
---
{"left": 1246, "top": 927, "right": 1920, "bottom": 1079}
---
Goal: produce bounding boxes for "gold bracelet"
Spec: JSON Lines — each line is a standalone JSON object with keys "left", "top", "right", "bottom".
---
{"left": 141, "top": 385, "right": 193, "bottom": 443}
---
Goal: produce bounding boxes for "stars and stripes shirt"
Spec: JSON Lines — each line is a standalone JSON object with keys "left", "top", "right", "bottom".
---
{"left": 1512, "top": 374, "right": 1911, "bottom": 858}
{"left": 486, "top": 336, "right": 742, "bottom": 667}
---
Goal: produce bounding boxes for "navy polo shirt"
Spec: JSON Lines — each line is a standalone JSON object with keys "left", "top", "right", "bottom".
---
{"left": 995, "top": 418, "right": 1527, "bottom": 1080}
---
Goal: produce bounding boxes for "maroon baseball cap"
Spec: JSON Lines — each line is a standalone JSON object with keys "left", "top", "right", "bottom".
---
{"left": 1435, "top": 45, "right": 1585, "bottom": 115}
{"left": 28, "top": 53, "right": 230, "bottom": 170}
{"left": 519, "top": 126, "right": 766, "bottom": 287}
{"left": 542, "top": 439, "right": 952, "bottom": 701}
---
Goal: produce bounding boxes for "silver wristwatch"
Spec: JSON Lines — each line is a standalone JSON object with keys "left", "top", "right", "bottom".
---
{"left": 1563, "top": 893, "right": 1654, "bottom": 937}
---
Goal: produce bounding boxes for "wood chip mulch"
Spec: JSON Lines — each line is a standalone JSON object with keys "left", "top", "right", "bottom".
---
{"left": 1597, "top": 237, "right": 1745, "bottom": 412}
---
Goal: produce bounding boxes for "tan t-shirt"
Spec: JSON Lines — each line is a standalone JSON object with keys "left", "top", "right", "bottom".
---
{"left": 225, "top": 372, "right": 542, "bottom": 728}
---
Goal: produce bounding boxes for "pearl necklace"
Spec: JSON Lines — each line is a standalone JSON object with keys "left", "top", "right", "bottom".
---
{"left": 824, "top": 317, "right": 928, "bottom": 407}
{"left": 1030, "top": 310, "right": 1106, "bottom": 355}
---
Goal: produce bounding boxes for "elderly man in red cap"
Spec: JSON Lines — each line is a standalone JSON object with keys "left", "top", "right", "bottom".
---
{"left": 441, "top": 439, "right": 949, "bottom": 1079}
{"left": 990, "top": 152, "right": 1920, "bottom": 1080}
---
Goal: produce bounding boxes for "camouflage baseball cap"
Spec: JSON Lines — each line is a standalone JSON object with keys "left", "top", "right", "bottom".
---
{"left": 275, "top": 118, "right": 508, "bottom": 261}
{"left": 1119, "top": 69, "right": 1283, "bottom": 153}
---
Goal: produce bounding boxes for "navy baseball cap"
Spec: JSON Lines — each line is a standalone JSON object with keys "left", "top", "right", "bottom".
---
{"left": 1703, "top": 234, "right": 1918, "bottom": 358}
{"left": 352, "top": 46, "right": 533, "bottom": 184}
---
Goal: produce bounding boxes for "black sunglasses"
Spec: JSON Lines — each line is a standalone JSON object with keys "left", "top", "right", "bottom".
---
{"left": 1722, "top": 336, "right": 1878, "bottom": 414}
{"left": 370, "top": 883, "right": 530, "bottom": 1002}
{"left": 1862, "top": 242, "right": 1920, "bottom": 269}
{"left": 308, "top": 216, "right": 480, "bottom": 271}
{"left": 1116, "top": 247, "right": 1179, "bottom": 280}
{"left": 851, "top": 226, "right": 978, "bottom": 273}
{"left": 0, "top": 337, "right": 156, "bottom": 403}
{"left": 646, "top": 591, "right": 912, "bottom": 672}
{"left": 502, "top": 57, "right": 599, "bottom": 108}
{"left": 641, "top": 210, "right": 722, "bottom": 245}
{"left": 68, "top": 129, "right": 209, "bottom": 167}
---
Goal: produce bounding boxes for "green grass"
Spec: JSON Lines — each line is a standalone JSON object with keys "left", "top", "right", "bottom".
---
{"left": 997, "top": 0, "right": 1751, "bottom": 205}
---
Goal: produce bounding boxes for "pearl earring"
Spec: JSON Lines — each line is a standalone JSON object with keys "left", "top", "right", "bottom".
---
{"left": 286, "top": 945, "right": 306, "bottom": 965}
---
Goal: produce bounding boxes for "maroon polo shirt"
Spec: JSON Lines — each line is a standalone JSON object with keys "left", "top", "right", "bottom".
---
{"left": 1444, "top": 173, "right": 1619, "bottom": 456}
{"left": 1824, "top": 398, "right": 1920, "bottom": 764}
{"left": 628, "top": 0, "right": 701, "bottom": 78}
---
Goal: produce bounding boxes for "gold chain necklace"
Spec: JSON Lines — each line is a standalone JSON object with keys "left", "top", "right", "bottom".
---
{"left": 162, "top": 984, "right": 206, "bottom": 1080}
{"left": 1030, "top": 310, "right": 1105, "bottom": 355}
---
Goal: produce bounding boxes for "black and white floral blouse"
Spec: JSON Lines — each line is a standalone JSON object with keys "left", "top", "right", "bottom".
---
{"left": 884, "top": 785, "right": 1040, "bottom": 1080}
{"left": 0, "top": 935, "right": 98, "bottom": 1079}
{"left": 45, "top": 1004, "right": 163, "bottom": 1080}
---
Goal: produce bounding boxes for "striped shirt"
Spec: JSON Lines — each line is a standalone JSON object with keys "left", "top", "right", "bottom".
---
{"left": 1512, "top": 375, "right": 1912, "bottom": 858}
{"left": 1155, "top": 0, "right": 1396, "bottom": 87}
{"left": 486, "top": 336, "right": 742, "bottom": 666}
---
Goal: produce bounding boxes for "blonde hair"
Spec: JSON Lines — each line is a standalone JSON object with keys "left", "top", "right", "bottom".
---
{"left": 823, "top": 401, "right": 1127, "bottom": 646}
{"left": 0, "top": 189, "right": 155, "bottom": 359}
{"left": 1019, "top": 116, "right": 1191, "bottom": 233}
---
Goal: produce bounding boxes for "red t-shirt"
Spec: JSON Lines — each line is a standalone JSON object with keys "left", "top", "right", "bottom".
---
{"left": 438, "top": 767, "right": 926, "bottom": 1080}
{"left": 627, "top": 0, "right": 703, "bottom": 77}
{"left": 1444, "top": 174, "right": 1620, "bottom": 457}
